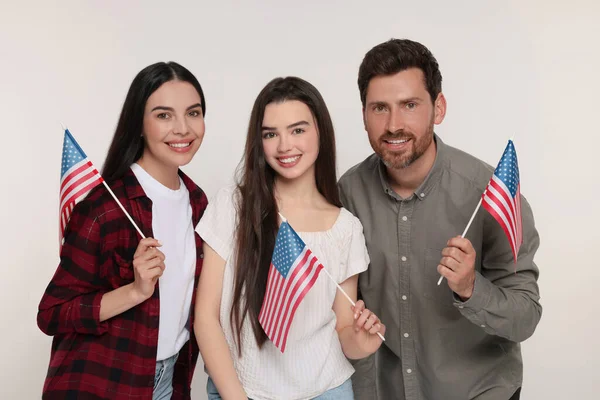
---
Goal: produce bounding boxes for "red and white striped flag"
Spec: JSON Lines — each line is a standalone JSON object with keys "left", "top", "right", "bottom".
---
{"left": 482, "top": 139, "right": 523, "bottom": 262}
{"left": 258, "top": 221, "right": 323, "bottom": 353}
{"left": 59, "top": 129, "right": 104, "bottom": 247}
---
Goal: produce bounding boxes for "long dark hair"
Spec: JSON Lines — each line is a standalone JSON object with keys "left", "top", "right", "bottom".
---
{"left": 102, "top": 62, "right": 206, "bottom": 182}
{"left": 231, "top": 77, "right": 341, "bottom": 353}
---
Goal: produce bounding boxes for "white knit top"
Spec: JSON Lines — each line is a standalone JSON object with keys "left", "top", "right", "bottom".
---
{"left": 196, "top": 186, "right": 370, "bottom": 400}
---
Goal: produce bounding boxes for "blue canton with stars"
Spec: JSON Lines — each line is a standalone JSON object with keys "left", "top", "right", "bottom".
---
{"left": 493, "top": 140, "right": 520, "bottom": 197}
{"left": 272, "top": 222, "right": 306, "bottom": 278}
{"left": 61, "top": 129, "right": 88, "bottom": 179}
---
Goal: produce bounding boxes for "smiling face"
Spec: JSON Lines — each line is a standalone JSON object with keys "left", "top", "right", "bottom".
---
{"left": 363, "top": 68, "right": 445, "bottom": 169}
{"left": 261, "top": 100, "right": 320, "bottom": 182}
{"left": 139, "top": 79, "right": 205, "bottom": 174}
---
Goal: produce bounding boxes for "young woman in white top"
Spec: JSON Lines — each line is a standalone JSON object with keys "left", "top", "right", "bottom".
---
{"left": 194, "top": 77, "right": 385, "bottom": 400}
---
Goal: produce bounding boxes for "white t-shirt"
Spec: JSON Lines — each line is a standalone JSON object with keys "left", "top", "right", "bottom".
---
{"left": 131, "top": 163, "right": 197, "bottom": 361}
{"left": 196, "top": 186, "right": 370, "bottom": 400}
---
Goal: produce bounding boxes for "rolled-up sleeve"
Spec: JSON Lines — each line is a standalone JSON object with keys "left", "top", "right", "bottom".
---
{"left": 37, "top": 200, "right": 109, "bottom": 336}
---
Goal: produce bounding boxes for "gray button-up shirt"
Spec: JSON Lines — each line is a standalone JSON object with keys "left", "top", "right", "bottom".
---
{"left": 339, "top": 135, "right": 541, "bottom": 400}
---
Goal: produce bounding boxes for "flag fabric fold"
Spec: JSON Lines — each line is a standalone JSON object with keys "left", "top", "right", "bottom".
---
{"left": 258, "top": 221, "right": 324, "bottom": 353}
{"left": 481, "top": 140, "right": 523, "bottom": 263}
{"left": 59, "top": 129, "right": 104, "bottom": 246}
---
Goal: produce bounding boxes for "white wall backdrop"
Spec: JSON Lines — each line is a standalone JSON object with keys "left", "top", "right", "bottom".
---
{"left": 0, "top": 1, "right": 598, "bottom": 398}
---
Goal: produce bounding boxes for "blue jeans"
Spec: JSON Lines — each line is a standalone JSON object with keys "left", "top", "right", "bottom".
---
{"left": 153, "top": 352, "right": 179, "bottom": 400}
{"left": 206, "top": 376, "right": 353, "bottom": 400}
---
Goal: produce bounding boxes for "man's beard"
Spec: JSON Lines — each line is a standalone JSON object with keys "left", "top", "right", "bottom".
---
{"left": 372, "top": 123, "right": 434, "bottom": 170}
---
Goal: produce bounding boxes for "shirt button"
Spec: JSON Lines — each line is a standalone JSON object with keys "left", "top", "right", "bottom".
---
{"left": 402, "top": 295, "right": 407, "bottom": 300}
{"left": 458, "top": 305, "right": 464, "bottom": 309}
{"left": 402, "top": 216, "right": 408, "bottom": 221}
{"left": 403, "top": 333, "right": 409, "bottom": 338}
{"left": 200, "top": 253, "right": 204, "bottom": 259}
{"left": 480, "top": 324, "right": 486, "bottom": 328}
{"left": 420, "top": 193, "right": 425, "bottom": 197}
{"left": 407, "top": 369, "right": 412, "bottom": 374}
{"left": 401, "top": 256, "right": 407, "bottom": 262}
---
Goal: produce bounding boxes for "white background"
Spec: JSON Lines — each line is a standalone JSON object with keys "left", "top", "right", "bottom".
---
{"left": 1, "top": 1, "right": 598, "bottom": 398}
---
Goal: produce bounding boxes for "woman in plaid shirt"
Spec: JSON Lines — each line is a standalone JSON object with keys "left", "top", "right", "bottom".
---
{"left": 38, "top": 62, "right": 209, "bottom": 399}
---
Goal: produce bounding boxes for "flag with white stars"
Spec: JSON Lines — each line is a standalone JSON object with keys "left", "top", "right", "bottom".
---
{"left": 59, "top": 129, "right": 104, "bottom": 248}
{"left": 258, "top": 220, "right": 324, "bottom": 353}
{"left": 482, "top": 140, "right": 523, "bottom": 263}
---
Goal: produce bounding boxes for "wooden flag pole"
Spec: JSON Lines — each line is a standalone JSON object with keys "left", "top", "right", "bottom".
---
{"left": 100, "top": 180, "right": 146, "bottom": 239}
{"left": 437, "top": 198, "right": 482, "bottom": 285}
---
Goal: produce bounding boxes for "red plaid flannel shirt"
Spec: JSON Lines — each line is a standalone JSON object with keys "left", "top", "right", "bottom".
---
{"left": 38, "top": 168, "right": 208, "bottom": 399}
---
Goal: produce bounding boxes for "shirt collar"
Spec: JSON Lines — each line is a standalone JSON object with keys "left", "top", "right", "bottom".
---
{"left": 123, "top": 167, "right": 146, "bottom": 200}
{"left": 123, "top": 166, "right": 202, "bottom": 200}
{"left": 123, "top": 166, "right": 205, "bottom": 225}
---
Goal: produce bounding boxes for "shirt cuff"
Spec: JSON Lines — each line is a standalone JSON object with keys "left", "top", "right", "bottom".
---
{"left": 74, "top": 292, "right": 109, "bottom": 335}
{"left": 452, "top": 270, "right": 492, "bottom": 313}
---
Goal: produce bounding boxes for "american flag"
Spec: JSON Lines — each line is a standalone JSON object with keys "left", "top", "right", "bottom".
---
{"left": 481, "top": 140, "right": 523, "bottom": 263}
{"left": 258, "top": 220, "right": 324, "bottom": 353}
{"left": 59, "top": 129, "right": 104, "bottom": 247}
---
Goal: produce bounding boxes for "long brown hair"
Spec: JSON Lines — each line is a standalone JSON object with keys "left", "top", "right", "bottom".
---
{"left": 231, "top": 77, "right": 341, "bottom": 353}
